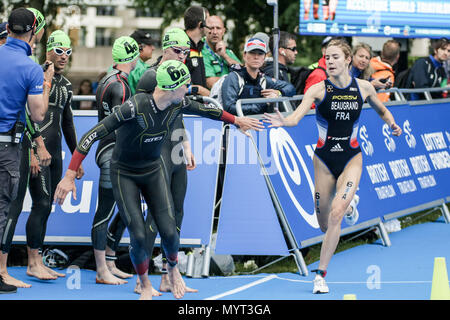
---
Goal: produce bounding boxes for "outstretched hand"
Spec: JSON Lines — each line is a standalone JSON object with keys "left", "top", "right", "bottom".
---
{"left": 53, "top": 170, "right": 77, "bottom": 205}
{"left": 262, "top": 109, "right": 285, "bottom": 128}
{"left": 234, "top": 116, "right": 265, "bottom": 137}
{"left": 390, "top": 122, "right": 402, "bottom": 136}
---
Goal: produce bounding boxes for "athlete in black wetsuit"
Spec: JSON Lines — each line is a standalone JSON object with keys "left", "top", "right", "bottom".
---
{"left": 134, "top": 43, "right": 195, "bottom": 294}
{"left": 54, "top": 60, "right": 263, "bottom": 300}
{"left": 263, "top": 39, "right": 401, "bottom": 294}
{"left": 91, "top": 41, "right": 137, "bottom": 284}
{"left": 26, "top": 30, "right": 82, "bottom": 280}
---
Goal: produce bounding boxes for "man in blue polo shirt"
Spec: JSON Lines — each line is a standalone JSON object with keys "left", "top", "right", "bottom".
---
{"left": 0, "top": 7, "right": 53, "bottom": 294}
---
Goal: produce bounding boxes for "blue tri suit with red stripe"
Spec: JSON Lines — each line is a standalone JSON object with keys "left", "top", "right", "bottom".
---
{"left": 314, "top": 77, "right": 363, "bottom": 179}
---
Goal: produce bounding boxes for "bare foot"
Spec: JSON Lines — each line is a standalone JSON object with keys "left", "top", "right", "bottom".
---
{"left": 139, "top": 286, "right": 153, "bottom": 300}
{"left": 0, "top": 273, "right": 32, "bottom": 288}
{"left": 168, "top": 266, "right": 185, "bottom": 299}
{"left": 106, "top": 261, "right": 133, "bottom": 279}
{"left": 44, "top": 266, "right": 66, "bottom": 278}
{"left": 159, "top": 273, "right": 171, "bottom": 292}
{"left": 27, "top": 264, "right": 57, "bottom": 280}
{"left": 96, "top": 269, "right": 127, "bottom": 285}
{"left": 134, "top": 277, "right": 161, "bottom": 296}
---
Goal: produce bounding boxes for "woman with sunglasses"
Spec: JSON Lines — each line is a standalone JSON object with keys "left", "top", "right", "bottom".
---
{"left": 25, "top": 30, "right": 84, "bottom": 281}
{"left": 263, "top": 39, "right": 402, "bottom": 294}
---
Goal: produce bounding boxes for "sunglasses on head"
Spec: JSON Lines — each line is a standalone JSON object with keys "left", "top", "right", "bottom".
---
{"left": 53, "top": 47, "right": 72, "bottom": 56}
{"left": 172, "top": 47, "right": 190, "bottom": 56}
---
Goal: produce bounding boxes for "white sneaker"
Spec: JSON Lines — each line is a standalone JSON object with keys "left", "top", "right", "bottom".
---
{"left": 312, "top": 275, "right": 329, "bottom": 294}
{"left": 345, "top": 194, "right": 359, "bottom": 226}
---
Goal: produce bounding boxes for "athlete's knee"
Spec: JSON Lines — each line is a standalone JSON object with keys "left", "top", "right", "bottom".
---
{"left": 130, "top": 229, "right": 147, "bottom": 252}
{"left": 328, "top": 206, "right": 346, "bottom": 226}
{"left": 31, "top": 197, "right": 52, "bottom": 215}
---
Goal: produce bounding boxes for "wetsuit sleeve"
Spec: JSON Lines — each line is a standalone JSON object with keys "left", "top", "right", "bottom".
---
{"left": 182, "top": 97, "right": 235, "bottom": 124}
{"left": 68, "top": 98, "right": 137, "bottom": 171}
{"left": 61, "top": 84, "right": 78, "bottom": 153}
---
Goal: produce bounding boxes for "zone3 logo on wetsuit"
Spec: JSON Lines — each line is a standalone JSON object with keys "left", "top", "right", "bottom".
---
{"left": 315, "top": 78, "right": 364, "bottom": 179}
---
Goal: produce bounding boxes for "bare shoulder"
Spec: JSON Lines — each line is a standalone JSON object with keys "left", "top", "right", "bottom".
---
{"left": 307, "top": 81, "right": 326, "bottom": 101}
{"left": 356, "top": 78, "right": 375, "bottom": 94}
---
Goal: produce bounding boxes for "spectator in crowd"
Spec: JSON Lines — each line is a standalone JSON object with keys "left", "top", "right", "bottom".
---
{"left": 351, "top": 42, "right": 388, "bottom": 91}
{"left": 221, "top": 37, "right": 296, "bottom": 115}
{"left": 263, "top": 31, "right": 298, "bottom": 83}
{"left": 407, "top": 38, "right": 449, "bottom": 100}
{"left": 72, "top": 79, "right": 96, "bottom": 110}
{"left": 128, "top": 29, "right": 156, "bottom": 95}
{"left": 0, "top": 22, "right": 7, "bottom": 46}
{"left": 370, "top": 40, "right": 400, "bottom": 102}
{"left": 350, "top": 43, "right": 374, "bottom": 81}
{"left": 184, "top": 5, "right": 210, "bottom": 96}
{"left": 202, "top": 15, "right": 241, "bottom": 89}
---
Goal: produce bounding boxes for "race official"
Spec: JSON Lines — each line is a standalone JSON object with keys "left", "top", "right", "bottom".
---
{"left": 0, "top": 7, "right": 53, "bottom": 294}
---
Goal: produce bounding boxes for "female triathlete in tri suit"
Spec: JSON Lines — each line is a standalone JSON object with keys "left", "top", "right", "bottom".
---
{"left": 263, "top": 39, "right": 402, "bottom": 294}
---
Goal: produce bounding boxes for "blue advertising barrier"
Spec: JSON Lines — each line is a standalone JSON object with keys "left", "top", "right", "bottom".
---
{"left": 216, "top": 101, "right": 450, "bottom": 256}
{"left": 13, "top": 113, "right": 222, "bottom": 247}
{"left": 215, "top": 127, "right": 290, "bottom": 256}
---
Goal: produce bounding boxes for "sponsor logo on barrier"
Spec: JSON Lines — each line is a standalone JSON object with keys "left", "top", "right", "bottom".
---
{"left": 382, "top": 123, "right": 396, "bottom": 152}
{"left": 403, "top": 120, "right": 416, "bottom": 149}
{"left": 359, "top": 125, "right": 374, "bottom": 156}
{"left": 269, "top": 128, "right": 319, "bottom": 228}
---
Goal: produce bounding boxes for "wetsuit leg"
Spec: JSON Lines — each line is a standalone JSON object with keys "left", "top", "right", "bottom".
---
{"left": 106, "top": 212, "right": 127, "bottom": 252}
{"left": 26, "top": 161, "right": 52, "bottom": 250}
{"left": 91, "top": 148, "right": 122, "bottom": 251}
{"left": 39, "top": 155, "right": 62, "bottom": 247}
{"left": 148, "top": 141, "right": 187, "bottom": 263}
{"left": 110, "top": 160, "right": 179, "bottom": 275}
{"left": 1, "top": 140, "right": 30, "bottom": 253}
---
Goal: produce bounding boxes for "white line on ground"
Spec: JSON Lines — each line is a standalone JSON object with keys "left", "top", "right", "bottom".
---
{"left": 204, "top": 274, "right": 278, "bottom": 300}
{"left": 272, "top": 275, "right": 433, "bottom": 284}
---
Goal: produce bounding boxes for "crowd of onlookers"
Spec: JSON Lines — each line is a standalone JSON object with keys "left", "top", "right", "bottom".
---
{"left": 3, "top": 5, "right": 447, "bottom": 114}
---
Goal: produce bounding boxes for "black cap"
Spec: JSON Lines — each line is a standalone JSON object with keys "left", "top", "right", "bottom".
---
{"left": 8, "top": 8, "right": 36, "bottom": 34}
{"left": 0, "top": 22, "right": 7, "bottom": 39}
{"left": 130, "top": 29, "right": 155, "bottom": 46}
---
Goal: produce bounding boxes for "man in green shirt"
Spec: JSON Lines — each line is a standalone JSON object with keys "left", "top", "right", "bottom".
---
{"left": 128, "top": 29, "right": 156, "bottom": 95}
{"left": 202, "top": 15, "right": 241, "bottom": 89}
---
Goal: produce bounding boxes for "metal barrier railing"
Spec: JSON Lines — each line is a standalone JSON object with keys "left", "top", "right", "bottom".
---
{"left": 234, "top": 86, "right": 449, "bottom": 116}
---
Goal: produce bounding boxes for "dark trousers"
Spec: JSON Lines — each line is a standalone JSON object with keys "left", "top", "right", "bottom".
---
{"left": 0, "top": 142, "right": 21, "bottom": 252}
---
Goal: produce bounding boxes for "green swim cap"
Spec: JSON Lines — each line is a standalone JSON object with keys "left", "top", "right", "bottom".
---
{"left": 47, "top": 30, "right": 71, "bottom": 51}
{"left": 162, "top": 28, "right": 191, "bottom": 50}
{"left": 112, "top": 36, "right": 139, "bottom": 64}
{"left": 27, "top": 8, "right": 45, "bottom": 34}
{"left": 156, "top": 60, "right": 191, "bottom": 90}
